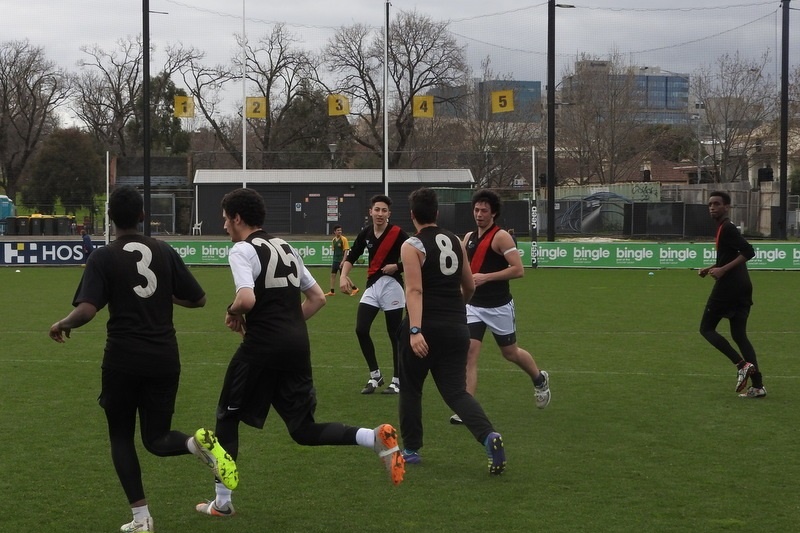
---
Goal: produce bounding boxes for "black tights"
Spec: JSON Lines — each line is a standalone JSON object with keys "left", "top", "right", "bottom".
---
{"left": 105, "top": 408, "right": 190, "bottom": 504}
{"left": 214, "top": 415, "right": 358, "bottom": 463}
{"left": 700, "top": 307, "right": 762, "bottom": 386}
{"left": 355, "top": 304, "right": 403, "bottom": 377}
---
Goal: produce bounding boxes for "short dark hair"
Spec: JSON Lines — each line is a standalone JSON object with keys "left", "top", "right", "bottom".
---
{"left": 109, "top": 186, "right": 143, "bottom": 229}
{"left": 221, "top": 188, "right": 266, "bottom": 227}
{"left": 709, "top": 191, "right": 731, "bottom": 205}
{"left": 471, "top": 189, "right": 501, "bottom": 217}
{"left": 370, "top": 194, "right": 392, "bottom": 207}
{"left": 408, "top": 187, "right": 438, "bottom": 225}
{"left": 333, "top": 224, "right": 342, "bottom": 231}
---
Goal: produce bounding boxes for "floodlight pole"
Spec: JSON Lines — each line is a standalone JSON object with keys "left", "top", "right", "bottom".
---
{"left": 142, "top": 0, "right": 151, "bottom": 236}
{"left": 778, "top": 0, "right": 790, "bottom": 239}
{"left": 382, "top": 0, "right": 390, "bottom": 196}
{"left": 105, "top": 151, "right": 110, "bottom": 244}
{"left": 242, "top": 0, "right": 247, "bottom": 188}
{"left": 546, "top": 0, "right": 555, "bottom": 241}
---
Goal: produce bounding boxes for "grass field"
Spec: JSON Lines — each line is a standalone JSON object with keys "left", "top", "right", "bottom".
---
{"left": 3, "top": 265, "right": 800, "bottom": 532}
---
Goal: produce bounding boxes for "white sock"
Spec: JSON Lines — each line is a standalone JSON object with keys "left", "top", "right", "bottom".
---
{"left": 132, "top": 504, "right": 150, "bottom": 521}
{"left": 391, "top": 377, "right": 399, "bottom": 385}
{"left": 215, "top": 482, "right": 233, "bottom": 507}
{"left": 370, "top": 370, "right": 381, "bottom": 380}
{"left": 355, "top": 427, "right": 375, "bottom": 449}
{"left": 186, "top": 435, "right": 200, "bottom": 456}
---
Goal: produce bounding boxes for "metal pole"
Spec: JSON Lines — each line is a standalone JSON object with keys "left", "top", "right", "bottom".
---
{"left": 546, "top": 0, "right": 555, "bottom": 241}
{"left": 696, "top": 114, "right": 702, "bottom": 184}
{"left": 143, "top": 0, "right": 151, "bottom": 236}
{"left": 105, "top": 151, "right": 110, "bottom": 244}
{"left": 242, "top": 0, "right": 247, "bottom": 188}
{"left": 530, "top": 146, "right": 538, "bottom": 267}
{"left": 383, "top": 1, "right": 390, "bottom": 196}
{"left": 778, "top": 0, "right": 790, "bottom": 239}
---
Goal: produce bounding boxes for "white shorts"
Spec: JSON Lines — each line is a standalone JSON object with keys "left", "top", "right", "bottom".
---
{"left": 360, "top": 276, "right": 406, "bottom": 311}
{"left": 466, "top": 301, "right": 516, "bottom": 336}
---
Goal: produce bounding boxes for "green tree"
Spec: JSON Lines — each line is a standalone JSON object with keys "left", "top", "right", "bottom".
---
{"left": 645, "top": 124, "right": 696, "bottom": 162}
{"left": 24, "top": 128, "right": 103, "bottom": 214}
{"left": 126, "top": 72, "right": 191, "bottom": 155}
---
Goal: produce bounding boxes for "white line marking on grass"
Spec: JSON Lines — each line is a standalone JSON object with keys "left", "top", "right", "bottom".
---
{"left": 9, "top": 359, "right": 799, "bottom": 381}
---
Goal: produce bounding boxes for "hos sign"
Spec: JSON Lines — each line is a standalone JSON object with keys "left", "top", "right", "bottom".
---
{"left": 2, "top": 241, "right": 90, "bottom": 265}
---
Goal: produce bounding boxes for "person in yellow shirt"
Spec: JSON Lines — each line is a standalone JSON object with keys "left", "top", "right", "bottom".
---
{"left": 326, "top": 225, "right": 358, "bottom": 296}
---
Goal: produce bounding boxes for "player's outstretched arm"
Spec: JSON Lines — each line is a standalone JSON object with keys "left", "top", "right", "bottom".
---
{"left": 49, "top": 302, "right": 98, "bottom": 343}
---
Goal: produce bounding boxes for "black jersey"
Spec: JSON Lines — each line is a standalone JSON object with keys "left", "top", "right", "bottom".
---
{"left": 709, "top": 219, "right": 755, "bottom": 306}
{"left": 346, "top": 223, "right": 408, "bottom": 288}
{"left": 73, "top": 234, "right": 205, "bottom": 376}
{"left": 235, "top": 231, "right": 312, "bottom": 370}
{"left": 414, "top": 226, "right": 467, "bottom": 325}
{"left": 464, "top": 225, "right": 512, "bottom": 308}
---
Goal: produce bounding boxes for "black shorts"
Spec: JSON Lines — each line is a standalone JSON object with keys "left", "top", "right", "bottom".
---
{"left": 216, "top": 350, "right": 317, "bottom": 433}
{"left": 703, "top": 299, "right": 751, "bottom": 321}
{"left": 98, "top": 367, "right": 180, "bottom": 414}
{"left": 331, "top": 260, "right": 342, "bottom": 273}
{"left": 467, "top": 321, "right": 516, "bottom": 347}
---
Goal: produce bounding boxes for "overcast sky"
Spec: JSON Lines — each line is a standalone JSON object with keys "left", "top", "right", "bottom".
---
{"left": 2, "top": 0, "right": 796, "bottom": 113}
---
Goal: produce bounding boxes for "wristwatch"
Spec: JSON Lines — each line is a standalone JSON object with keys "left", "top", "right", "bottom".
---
{"left": 410, "top": 326, "right": 421, "bottom": 335}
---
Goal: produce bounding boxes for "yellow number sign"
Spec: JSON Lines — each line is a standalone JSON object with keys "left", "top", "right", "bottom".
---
{"left": 327, "top": 94, "right": 350, "bottom": 116}
{"left": 246, "top": 97, "right": 268, "bottom": 118}
{"left": 491, "top": 90, "right": 514, "bottom": 114}
{"left": 413, "top": 95, "right": 434, "bottom": 118}
{"left": 174, "top": 96, "right": 194, "bottom": 118}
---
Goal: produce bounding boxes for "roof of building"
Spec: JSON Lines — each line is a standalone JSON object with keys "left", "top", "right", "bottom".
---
{"left": 116, "top": 175, "right": 189, "bottom": 187}
{"left": 192, "top": 168, "right": 474, "bottom": 185}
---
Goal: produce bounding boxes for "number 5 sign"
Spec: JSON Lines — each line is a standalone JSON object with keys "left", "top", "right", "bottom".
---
{"left": 491, "top": 90, "right": 514, "bottom": 114}
{"left": 246, "top": 97, "right": 268, "bottom": 118}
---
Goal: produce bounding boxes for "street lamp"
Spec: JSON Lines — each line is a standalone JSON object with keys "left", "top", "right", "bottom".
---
{"left": 327, "top": 143, "right": 337, "bottom": 169}
{"left": 546, "top": 2, "right": 575, "bottom": 241}
{"left": 692, "top": 102, "right": 705, "bottom": 183}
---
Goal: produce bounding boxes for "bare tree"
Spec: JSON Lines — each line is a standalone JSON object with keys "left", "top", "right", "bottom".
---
{"left": 694, "top": 51, "right": 777, "bottom": 183}
{"left": 458, "top": 58, "right": 538, "bottom": 188}
{"left": 325, "top": 10, "right": 468, "bottom": 168}
{"left": 0, "top": 40, "right": 70, "bottom": 200}
{"left": 791, "top": 65, "right": 800, "bottom": 126}
{"left": 72, "top": 37, "right": 201, "bottom": 157}
{"left": 557, "top": 53, "right": 648, "bottom": 185}
{"left": 175, "top": 51, "right": 240, "bottom": 166}
{"left": 239, "top": 24, "right": 333, "bottom": 167}
{"left": 179, "top": 25, "right": 337, "bottom": 169}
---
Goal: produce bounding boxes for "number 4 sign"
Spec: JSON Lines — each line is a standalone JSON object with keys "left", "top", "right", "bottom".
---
{"left": 413, "top": 95, "right": 434, "bottom": 118}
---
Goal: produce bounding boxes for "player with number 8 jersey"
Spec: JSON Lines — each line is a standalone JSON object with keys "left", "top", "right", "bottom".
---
{"left": 397, "top": 187, "right": 506, "bottom": 475}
